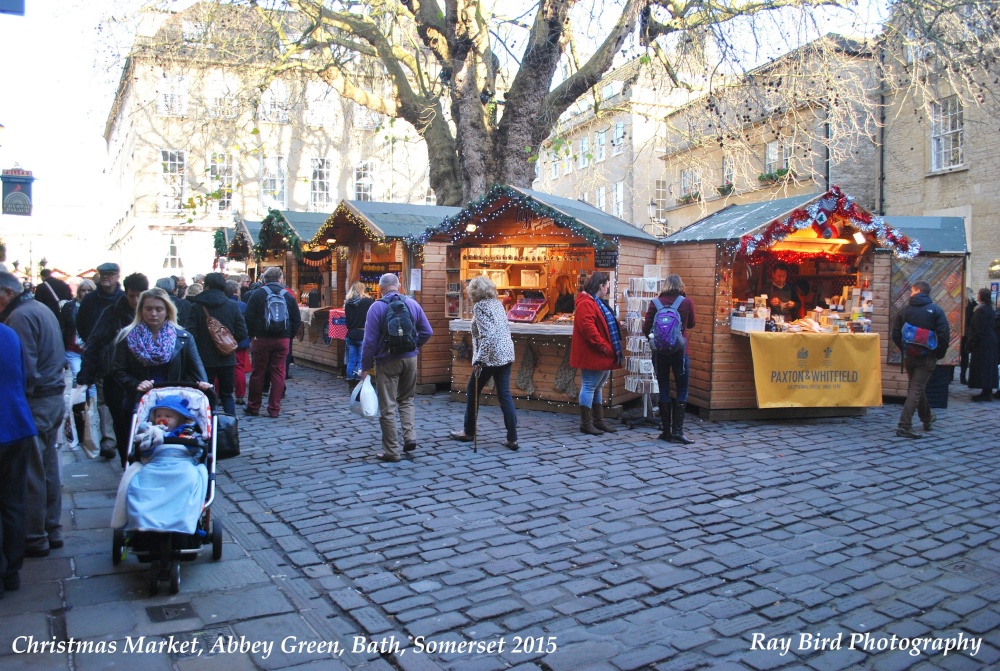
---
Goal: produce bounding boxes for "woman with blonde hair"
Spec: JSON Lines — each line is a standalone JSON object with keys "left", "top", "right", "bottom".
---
{"left": 449, "top": 275, "right": 518, "bottom": 450}
{"left": 113, "top": 288, "right": 210, "bottom": 407}
{"left": 344, "top": 281, "right": 375, "bottom": 385}
{"left": 554, "top": 274, "right": 576, "bottom": 314}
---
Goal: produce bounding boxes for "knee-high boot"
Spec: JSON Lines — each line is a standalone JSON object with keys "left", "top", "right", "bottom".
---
{"left": 658, "top": 402, "right": 673, "bottom": 442}
{"left": 579, "top": 406, "right": 603, "bottom": 436}
{"left": 671, "top": 400, "right": 694, "bottom": 445}
{"left": 592, "top": 402, "right": 617, "bottom": 433}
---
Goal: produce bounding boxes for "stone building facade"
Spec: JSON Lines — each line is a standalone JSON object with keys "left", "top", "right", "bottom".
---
{"left": 104, "top": 3, "right": 430, "bottom": 281}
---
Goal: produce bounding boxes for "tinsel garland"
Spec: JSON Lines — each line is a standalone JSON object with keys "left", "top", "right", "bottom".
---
{"left": 408, "top": 184, "right": 615, "bottom": 251}
{"left": 554, "top": 346, "right": 579, "bottom": 399}
{"left": 253, "top": 209, "right": 303, "bottom": 261}
{"left": 515, "top": 343, "right": 537, "bottom": 397}
{"left": 737, "top": 186, "right": 920, "bottom": 261}
{"left": 213, "top": 230, "right": 227, "bottom": 257}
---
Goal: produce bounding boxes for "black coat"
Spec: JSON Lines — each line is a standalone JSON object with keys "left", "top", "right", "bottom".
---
{"left": 112, "top": 327, "right": 208, "bottom": 403}
{"left": 35, "top": 277, "right": 73, "bottom": 316}
{"left": 76, "top": 285, "right": 124, "bottom": 343}
{"left": 244, "top": 282, "right": 301, "bottom": 339}
{"left": 187, "top": 289, "right": 249, "bottom": 368}
{"left": 77, "top": 296, "right": 135, "bottom": 386}
{"left": 345, "top": 296, "right": 374, "bottom": 341}
{"left": 967, "top": 303, "right": 998, "bottom": 390}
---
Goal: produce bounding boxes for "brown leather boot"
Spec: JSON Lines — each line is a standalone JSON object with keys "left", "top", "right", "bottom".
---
{"left": 592, "top": 403, "right": 618, "bottom": 433}
{"left": 579, "top": 406, "right": 603, "bottom": 435}
{"left": 658, "top": 402, "right": 673, "bottom": 442}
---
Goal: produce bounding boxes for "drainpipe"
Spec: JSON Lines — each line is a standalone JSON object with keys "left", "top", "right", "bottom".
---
{"left": 877, "top": 43, "right": 886, "bottom": 215}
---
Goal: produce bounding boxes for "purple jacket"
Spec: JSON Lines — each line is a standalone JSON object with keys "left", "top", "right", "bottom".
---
{"left": 360, "top": 291, "right": 433, "bottom": 371}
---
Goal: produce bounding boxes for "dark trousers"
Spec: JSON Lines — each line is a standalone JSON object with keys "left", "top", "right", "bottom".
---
{"left": 103, "top": 376, "right": 131, "bottom": 468}
{"left": 207, "top": 365, "right": 236, "bottom": 415}
{"left": 899, "top": 356, "right": 937, "bottom": 430}
{"left": 0, "top": 438, "right": 29, "bottom": 586}
{"left": 654, "top": 351, "right": 690, "bottom": 404}
{"left": 464, "top": 363, "right": 517, "bottom": 442}
{"left": 248, "top": 337, "right": 290, "bottom": 416}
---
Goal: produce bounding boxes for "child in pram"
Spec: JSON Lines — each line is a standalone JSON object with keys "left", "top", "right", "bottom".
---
{"left": 111, "top": 393, "right": 209, "bottom": 534}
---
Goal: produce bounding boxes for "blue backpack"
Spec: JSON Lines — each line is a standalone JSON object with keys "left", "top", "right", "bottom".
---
{"left": 649, "top": 296, "right": 686, "bottom": 355}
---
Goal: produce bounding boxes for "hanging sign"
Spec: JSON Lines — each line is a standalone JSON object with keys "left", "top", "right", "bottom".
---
{"left": 2, "top": 168, "right": 34, "bottom": 216}
{"left": 394, "top": 242, "right": 404, "bottom": 263}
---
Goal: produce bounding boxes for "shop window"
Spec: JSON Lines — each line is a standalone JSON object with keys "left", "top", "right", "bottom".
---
{"left": 355, "top": 161, "right": 375, "bottom": 201}
{"left": 595, "top": 130, "right": 606, "bottom": 162}
{"left": 310, "top": 158, "right": 333, "bottom": 212}
{"left": 160, "top": 149, "right": 185, "bottom": 212}
{"left": 931, "top": 96, "right": 963, "bottom": 171}
{"left": 158, "top": 74, "right": 188, "bottom": 117}
{"left": 209, "top": 152, "right": 233, "bottom": 212}
{"left": 612, "top": 181, "right": 624, "bottom": 217}
{"left": 260, "top": 155, "right": 286, "bottom": 209}
{"left": 612, "top": 121, "right": 625, "bottom": 155}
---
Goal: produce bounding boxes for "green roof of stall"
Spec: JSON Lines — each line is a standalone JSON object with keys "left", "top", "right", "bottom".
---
{"left": 663, "top": 194, "right": 818, "bottom": 243}
{"left": 882, "top": 216, "right": 967, "bottom": 254}
{"left": 277, "top": 211, "right": 330, "bottom": 244}
{"left": 338, "top": 201, "right": 463, "bottom": 241}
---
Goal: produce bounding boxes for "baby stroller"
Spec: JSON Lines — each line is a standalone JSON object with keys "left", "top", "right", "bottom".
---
{"left": 110, "top": 383, "right": 224, "bottom": 595}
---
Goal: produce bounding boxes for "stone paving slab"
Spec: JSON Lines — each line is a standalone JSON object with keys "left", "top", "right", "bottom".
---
{"left": 2, "top": 366, "right": 999, "bottom": 670}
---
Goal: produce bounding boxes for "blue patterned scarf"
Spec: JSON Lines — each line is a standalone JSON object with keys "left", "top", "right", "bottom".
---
{"left": 126, "top": 322, "right": 177, "bottom": 366}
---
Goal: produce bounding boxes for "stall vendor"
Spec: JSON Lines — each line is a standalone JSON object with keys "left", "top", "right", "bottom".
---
{"left": 554, "top": 275, "right": 576, "bottom": 314}
{"left": 767, "top": 264, "right": 799, "bottom": 320}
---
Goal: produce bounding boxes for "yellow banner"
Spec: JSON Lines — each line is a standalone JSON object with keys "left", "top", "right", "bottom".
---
{"left": 749, "top": 332, "right": 882, "bottom": 408}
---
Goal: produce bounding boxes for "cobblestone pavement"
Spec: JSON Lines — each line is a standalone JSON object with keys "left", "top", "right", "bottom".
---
{"left": 2, "top": 364, "right": 999, "bottom": 671}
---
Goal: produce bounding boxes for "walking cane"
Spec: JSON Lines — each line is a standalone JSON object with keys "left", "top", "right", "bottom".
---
{"left": 473, "top": 365, "right": 480, "bottom": 454}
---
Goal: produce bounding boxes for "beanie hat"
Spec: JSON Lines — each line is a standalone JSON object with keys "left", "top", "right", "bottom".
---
{"left": 149, "top": 395, "right": 196, "bottom": 422}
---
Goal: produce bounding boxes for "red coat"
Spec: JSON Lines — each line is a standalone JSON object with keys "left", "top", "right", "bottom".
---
{"left": 570, "top": 292, "right": 621, "bottom": 371}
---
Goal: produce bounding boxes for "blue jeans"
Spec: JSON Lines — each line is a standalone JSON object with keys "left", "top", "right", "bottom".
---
{"left": 579, "top": 369, "right": 611, "bottom": 407}
{"left": 465, "top": 363, "right": 517, "bottom": 441}
{"left": 655, "top": 352, "right": 689, "bottom": 404}
{"left": 346, "top": 338, "right": 363, "bottom": 380}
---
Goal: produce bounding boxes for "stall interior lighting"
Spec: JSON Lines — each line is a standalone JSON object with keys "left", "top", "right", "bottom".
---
{"left": 792, "top": 237, "right": 852, "bottom": 245}
{"left": 853, "top": 231, "right": 867, "bottom": 244}
{"left": 466, "top": 223, "right": 477, "bottom": 233}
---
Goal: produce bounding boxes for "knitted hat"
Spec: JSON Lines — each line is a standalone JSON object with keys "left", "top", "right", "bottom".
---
{"left": 149, "top": 395, "right": 196, "bottom": 422}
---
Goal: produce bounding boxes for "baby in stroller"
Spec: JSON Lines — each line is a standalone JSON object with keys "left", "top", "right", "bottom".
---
{"left": 111, "top": 394, "right": 209, "bottom": 534}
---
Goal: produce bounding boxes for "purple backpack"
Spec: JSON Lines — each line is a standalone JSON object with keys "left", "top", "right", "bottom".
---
{"left": 650, "top": 296, "right": 686, "bottom": 355}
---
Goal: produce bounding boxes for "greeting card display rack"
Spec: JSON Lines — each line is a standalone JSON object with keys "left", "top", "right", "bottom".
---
{"left": 623, "top": 267, "right": 665, "bottom": 429}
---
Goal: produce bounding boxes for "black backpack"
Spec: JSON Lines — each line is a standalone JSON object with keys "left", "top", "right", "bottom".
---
{"left": 263, "top": 286, "right": 290, "bottom": 335}
{"left": 381, "top": 294, "right": 417, "bottom": 354}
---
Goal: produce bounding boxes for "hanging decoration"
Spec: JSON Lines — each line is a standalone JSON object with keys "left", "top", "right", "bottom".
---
{"left": 302, "top": 250, "right": 333, "bottom": 267}
{"left": 227, "top": 230, "right": 251, "bottom": 262}
{"left": 311, "top": 203, "right": 390, "bottom": 248}
{"left": 553, "top": 346, "right": 578, "bottom": 399}
{"left": 737, "top": 186, "right": 920, "bottom": 261}
{"left": 213, "top": 230, "right": 228, "bottom": 257}
{"left": 409, "top": 184, "right": 615, "bottom": 252}
{"left": 763, "top": 249, "right": 855, "bottom": 266}
{"left": 515, "top": 342, "right": 537, "bottom": 397}
{"left": 253, "top": 209, "right": 303, "bottom": 261}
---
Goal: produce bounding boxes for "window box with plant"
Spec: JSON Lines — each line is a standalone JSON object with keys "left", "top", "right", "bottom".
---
{"left": 676, "top": 192, "right": 699, "bottom": 206}
{"left": 758, "top": 168, "right": 797, "bottom": 186}
{"left": 716, "top": 183, "right": 734, "bottom": 196}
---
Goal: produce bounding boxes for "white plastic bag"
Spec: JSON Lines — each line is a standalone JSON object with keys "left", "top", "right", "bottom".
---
{"left": 350, "top": 377, "right": 379, "bottom": 419}
{"left": 70, "top": 386, "right": 102, "bottom": 459}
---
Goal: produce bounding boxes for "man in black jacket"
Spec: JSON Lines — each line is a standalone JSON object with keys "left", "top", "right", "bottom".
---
{"left": 75, "top": 263, "right": 123, "bottom": 343}
{"left": 187, "top": 273, "right": 249, "bottom": 415}
{"left": 34, "top": 269, "right": 73, "bottom": 317}
{"left": 891, "top": 281, "right": 950, "bottom": 439}
{"left": 78, "top": 273, "right": 149, "bottom": 465}
{"left": 243, "top": 266, "right": 301, "bottom": 418}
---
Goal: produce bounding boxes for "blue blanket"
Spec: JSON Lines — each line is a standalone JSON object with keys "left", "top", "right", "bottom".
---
{"left": 126, "top": 446, "right": 208, "bottom": 534}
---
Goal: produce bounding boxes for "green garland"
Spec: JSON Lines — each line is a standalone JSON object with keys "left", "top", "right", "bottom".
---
{"left": 407, "top": 184, "right": 614, "bottom": 250}
{"left": 213, "top": 230, "right": 227, "bottom": 257}
{"left": 253, "top": 209, "right": 303, "bottom": 261}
